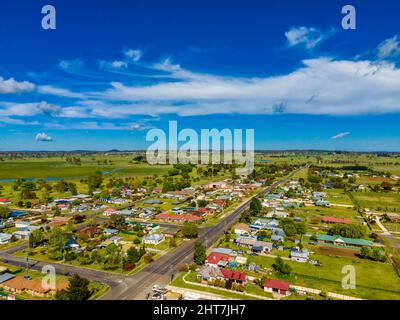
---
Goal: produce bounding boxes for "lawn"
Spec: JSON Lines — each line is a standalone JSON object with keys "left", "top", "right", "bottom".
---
{"left": 171, "top": 271, "right": 262, "bottom": 300}
{"left": 352, "top": 191, "right": 400, "bottom": 212}
{"left": 247, "top": 253, "right": 400, "bottom": 300}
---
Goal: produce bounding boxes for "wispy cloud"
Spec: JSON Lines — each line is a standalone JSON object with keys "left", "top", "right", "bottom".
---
{"left": 331, "top": 132, "right": 350, "bottom": 140}
{"left": 285, "top": 26, "right": 335, "bottom": 49}
{"left": 377, "top": 35, "right": 400, "bottom": 60}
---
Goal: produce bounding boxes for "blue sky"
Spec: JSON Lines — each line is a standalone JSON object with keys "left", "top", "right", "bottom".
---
{"left": 1, "top": 0, "right": 400, "bottom": 151}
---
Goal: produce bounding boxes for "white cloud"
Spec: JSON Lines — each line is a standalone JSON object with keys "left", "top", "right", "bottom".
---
{"left": 123, "top": 49, "right": 142, "bottom": 62}
{"left": 91, "top": 57, "right": 400, "bottom": 117}
{"left": 377, "top": 35, "right": 400, "bottom": 60}
{"left": 37, "top": 101, "right": 61, "bottom": 116}
{"left": 111, "top": 60, "right": 128, "bottom": 69}
{"left": 0, "top": 76, "right": 35, "bottom": 94}
{"left": 0, "top": 101, "right": 61, "bottom": 117}
{"left": 285, "top": 26, "right": 334, "bottom": 49}
{"left": 331, "top": 132, "right": 350, "bottom": 139}
{"left": 35, "top": 132, "right": 53, "bottom": 141}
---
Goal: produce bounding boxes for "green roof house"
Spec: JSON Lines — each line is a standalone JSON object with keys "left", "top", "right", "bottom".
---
{"left": 316, "top": 234, "right": 373, "bottom": 247}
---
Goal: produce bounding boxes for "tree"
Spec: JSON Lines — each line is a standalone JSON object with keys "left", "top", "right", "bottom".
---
{"left": 169, "top": 237, "right": 177, "bottom": 248}
{"left": 182, "top": 223, "right": 199, "bottom": 238}
{"left": 249, "top": 197, "right": 262, "bottom": 216}
{"left": 109, "top": 214, "right": 125, "bottom": 229}
{"left": 197, "top": 199, "right": 208, "bottom": 207}
{"left": 194, "top": 241, "right": 206, "bottom": 265}
{"left": 272, "top": 256, "right": 292, "bottom": 275}
{"left": 0, "top": 206, "right": 11, "bottom": 219}
{"left": 328, "top": 223, "right": 365, "bottom": 239}
{"left": 56, "top": 274, "right": 91, "bottom": 300}
{"left": 127, "top": 247, "right": 141, "bottom": 263}
{"left": 29, "top": 229, "right": 44, "bottom": 248}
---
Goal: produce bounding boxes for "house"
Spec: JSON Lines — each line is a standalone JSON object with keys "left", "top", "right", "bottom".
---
{"left": 103, "top": 228, "right": 119, "bottom": 235}
{"left": 250, "top": 218, "right": 279, "bottom": 230}
{"left": 48, "top": 216, "right": 70, "bottom": 228}
{"left": 251, "top": 241, "right": 273, "bottom": 253}
{"left": 0, "top": 233, "right": 12, "bottom": 245}
{"left": 211, "top": 247, "right": 237, "bottom": 258}
{"left": 322, "top": 217, "right": 352, "bottom": 224}
{"left": 143, "top": 233, "right": 165, "bottom": 245}
{"left": 290, "top": 249, "right": 309, "bottom": 263}
{"left": 235, "top": 238, "right": 273, "bottom": 253}
{"left": 266, "top": 210, "right": 289, "bottom": 219}
{"left": 204, "top": 181, "right": 228, "bottom": 189}
{"left": 271, "top": 228, "right": 286, "bottom": 242}
{"left": 1, "top": 276, "right": 69, "bottom": 298}
{"left": 315, "top": 199, "right": 330, "bottom": 207}
{"left": 78, "top": 226, "right": 98, "bottom": 238}
{"left": 235, "top": 256, "right": 248, "bottom": 264}
{"left": 12, "top": 230, "right": 31, "bottom": 240}
{"left": 109, "top": 236, "right": 122, "bottom": 244}
{"left": 316, "top": 234, "right": 373, "bottom": 247}
{"left": 66, "top": 236, "right": 80, "bottom": 249}
{"left": 206, "top": 252, "right": 230, "bottom": 267}
{"left": 116, "top": 209, "right": 134, "bottom": 217}
{"left": 220, "top": 269, "right": 247, "bottom": 285}
{"left": 233, "top": 223, "right": 252, "bottom": 236}
{"left": 143, "top": 199, "right": 163, "bottom": 205}
{"left": 0, "top": 273, "right": 15, "bottom": 284}
{"left": 103, "top": 208, "right": 117, "bottom": 216}
{"left": 264, "top": 279, "right": 290, "bottom": 296}
{"left": 385, "top": 213, "right": 400, "bottom": 223}
{"left": 14, "top": 221, "right": 32, "bottom": 229}
{"left": 312, "top": 192, "right": 327, "bottom": 199}
{"left": 197, "top": 265, "right": 224, "bottom": 282}
{"left": 0, "top": 198, "right": 11, "bottom": 205}
{"left": 155, "top": 213, "right": 202, "bottom": 223}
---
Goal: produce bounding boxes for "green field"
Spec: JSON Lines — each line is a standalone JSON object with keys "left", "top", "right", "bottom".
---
{"left": 352, "top": 191, "right": 400, "bottom": 211}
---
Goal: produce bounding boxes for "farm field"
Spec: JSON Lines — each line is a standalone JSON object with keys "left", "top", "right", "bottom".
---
{"left": 352, "top": 191, "right": 400, "bottom": 212}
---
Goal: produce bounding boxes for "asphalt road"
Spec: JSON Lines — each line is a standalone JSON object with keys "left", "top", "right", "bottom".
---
{"left": 0, "top": 168, "right": 301, "bottom": 300}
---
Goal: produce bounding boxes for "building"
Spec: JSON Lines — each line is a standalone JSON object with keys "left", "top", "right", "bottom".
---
{"left": 143, "top": 233, "right": 165, "bottom": 245}
{"left": 233, "top": 223, "right": 252, "bottom": 236}
{"left": 12, "top": 230, "right": 31, "bottom": 240}
{"left": 321, "top": 217, "right": 352, "bottom": 224}
{"left": 197, "top": 265, "right": 224, "bottom": 282}
{"left": 0, "top": 233, "right": 12, "bottom": 245}
{"left": 103, "top": 228, "right": 119, "bottom": 235}
{"left": 290, "top": 249, "right": 309, "bottom": 263}
{"left": 0, "top": 198, "right": 11, "bottom": 205}
{"left": 1, "top": 276, "right": 69, "bottom": 298}
{"left": 155, "top": 213, "right": 202, "bottom": 223}
{"left": 206, "top": 252, "right": 230, "bottom": 267}
{"left": 219, "top": 269, "right": 247, "bottom": 286}
{"left": 316, "top": 234, "right": 373, "bottom": 247}
{"left": 264, "top": 279, "right": 291, "bottom": 296}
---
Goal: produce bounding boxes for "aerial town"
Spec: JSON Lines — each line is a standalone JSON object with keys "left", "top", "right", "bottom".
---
{"left": 0, "top": 152, "right": 399, "bottom": 300}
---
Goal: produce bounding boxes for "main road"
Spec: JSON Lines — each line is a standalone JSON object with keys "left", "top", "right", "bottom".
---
{"left": 0, "top": 168, "right": 303, "bottom": 300}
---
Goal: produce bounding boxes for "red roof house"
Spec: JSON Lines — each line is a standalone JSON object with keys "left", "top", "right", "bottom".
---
{"left": 155, "top": 213, "right": 201, "bottom": 222}
{"left": 0, "top": 198, "right": 11, "bottom": 204}
{"left": 220, "top": 268, "right": 247, "bottom": 284}
{"left": 264, "top": 279, "right": 291, "bottom": 296}
{"left": 322, "top": 217, "right": 352, "bottom": 224}
{"left": 206, "top": 253, "right": 230, "bottom": 267}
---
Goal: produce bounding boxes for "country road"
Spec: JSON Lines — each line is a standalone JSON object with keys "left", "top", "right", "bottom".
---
{"left": 0, "top": 168, "right": 302, "bottom": 300}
